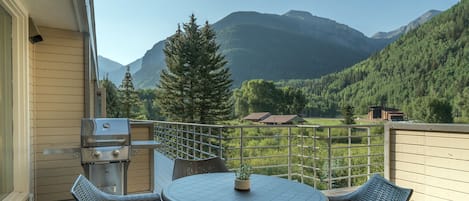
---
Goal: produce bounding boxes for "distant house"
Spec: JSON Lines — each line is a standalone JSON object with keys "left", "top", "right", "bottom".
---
{"left": 243, "top": 112, "right": 271, "bottom": 122}
{"left": 368, "top": 106, "right": 404, "bottom": 121}
{"left": 259, "top": 115, "right": 305, "bottom": 125}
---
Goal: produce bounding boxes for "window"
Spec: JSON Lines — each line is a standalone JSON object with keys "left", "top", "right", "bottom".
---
{"left": 0, "top": 5, "right": 13, "bottom": 200}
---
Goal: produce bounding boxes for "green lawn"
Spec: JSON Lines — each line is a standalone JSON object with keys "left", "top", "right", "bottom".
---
{"left": 304, "top": 118, "right": 343, "bottom": 125}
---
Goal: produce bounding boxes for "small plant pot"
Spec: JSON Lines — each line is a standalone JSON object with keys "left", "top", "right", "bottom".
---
{"left": 234, "top": 179, "right": 250, "bottom": 191}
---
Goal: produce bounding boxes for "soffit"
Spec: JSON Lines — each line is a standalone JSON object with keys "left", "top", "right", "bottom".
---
{"left": 23, "top": 0, "right": 80, "bottom": 31}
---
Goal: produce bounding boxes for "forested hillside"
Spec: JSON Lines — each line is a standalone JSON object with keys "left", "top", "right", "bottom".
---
{"left": 280, "top": 0, "right": 469, "bottom": 122}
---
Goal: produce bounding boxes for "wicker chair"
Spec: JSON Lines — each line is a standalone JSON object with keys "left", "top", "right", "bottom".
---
{"left": 328, "top": 174, "right": 413, "bottom": 201}
{"left": 172, "top": 157, "right": 229, "bottom": 180}
{"left": 70, "top": 174, "right": 161, "bottom": 201}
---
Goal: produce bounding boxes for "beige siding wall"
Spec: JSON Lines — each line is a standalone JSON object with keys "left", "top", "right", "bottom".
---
{"left": 389, "top": 125, "right": 469, "bottom": 201}
{"left": 31, "top": 27, "right": 84, "bottom": 201}
{"left": 128, "top": 123, "right": 154, "bottom": 193}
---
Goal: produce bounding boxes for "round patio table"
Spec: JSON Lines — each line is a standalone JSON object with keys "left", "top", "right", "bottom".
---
{"left": 162, "top": 172, "right": 328, "bottom": 201}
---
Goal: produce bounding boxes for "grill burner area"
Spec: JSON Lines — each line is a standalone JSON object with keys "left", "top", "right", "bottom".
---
{"left": 80, "top": 118, "right": 131, "bottom": 195}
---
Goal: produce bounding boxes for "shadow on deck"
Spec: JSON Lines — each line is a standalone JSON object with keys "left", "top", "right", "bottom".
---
{"left": 154, "top": 151, "right": 174, "bottom": 193}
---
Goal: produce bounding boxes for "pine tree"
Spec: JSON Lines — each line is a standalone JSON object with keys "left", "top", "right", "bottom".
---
{"left": 157, "top": 14, "right": 232, "bottom": 123}
{"left": 119, "top": 66, "right": 140, "bottom": 118}
{"left": 341, "top": 104, "right": 355, "bottom": 124}
{"left": 101, "top": 74, "right": 121, "bottom": 117}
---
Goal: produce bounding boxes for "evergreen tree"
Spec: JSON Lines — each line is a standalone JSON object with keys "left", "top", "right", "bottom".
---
{"left": 137, "top": 89, "right": 162, "bottom": 120}
{"left": 409, "top": 97, "right": 453, "bottom": 123}
{"left": 454, "top": 87, "right": 469, "bottom": 120}
{"left": 101, "top": 74, "right": 121, "bottom": 117}
{"left": 119, "top": 66, "right": 140, "bottom": 118}
{"left": 157, "top": 14, "right": 232, "bottom": 123}
{"left": 341, "top": 104, "right": 355, "bottom": 124}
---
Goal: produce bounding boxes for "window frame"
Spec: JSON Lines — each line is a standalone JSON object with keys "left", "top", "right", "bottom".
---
{"left": 0, "top": 0, "right": 30, "bottom": 200}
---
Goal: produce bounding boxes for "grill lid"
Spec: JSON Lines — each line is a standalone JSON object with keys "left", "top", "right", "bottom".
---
{"left": 81, "top": 118, "right": 130, "bottom": 147}
{"left": 81, "top": 118, "right": 130, "bottom": 136}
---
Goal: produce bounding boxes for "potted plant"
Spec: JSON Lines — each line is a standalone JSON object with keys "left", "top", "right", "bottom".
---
{"left": 234, "top": 163, "right": 252, "bottom": 191}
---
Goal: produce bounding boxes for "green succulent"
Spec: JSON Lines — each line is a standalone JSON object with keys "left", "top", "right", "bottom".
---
{"left": 236, "top": 163, "right": 252, "bottom": 180}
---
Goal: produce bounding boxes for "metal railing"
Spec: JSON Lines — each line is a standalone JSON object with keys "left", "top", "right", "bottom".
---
{"left": 152, "top": 121, "right": 384, "bottom": 190}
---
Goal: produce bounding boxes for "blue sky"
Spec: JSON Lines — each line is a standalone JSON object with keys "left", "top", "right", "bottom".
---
{"left": 95, "top": 0, "right": 459, "bottom": 65}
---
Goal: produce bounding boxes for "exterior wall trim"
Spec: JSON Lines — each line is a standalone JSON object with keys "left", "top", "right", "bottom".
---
{"left": 387, "top": 122, "right": 469, "bottom": 133}
{"left": 384, "top": 123, "right": 390, "bottom": 180}
{"left": 0, "top": 0, "right": 30, "bottom": 200}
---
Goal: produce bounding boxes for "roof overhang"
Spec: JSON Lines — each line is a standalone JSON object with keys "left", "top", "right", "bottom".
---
{"left": 23, "top": 0, "right": 99, "bottom": 81}
{"left": 23, "top": 0, "right": 84, "bottom": 31}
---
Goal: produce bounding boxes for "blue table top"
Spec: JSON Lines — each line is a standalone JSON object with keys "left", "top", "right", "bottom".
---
{"left": 162, "top": 172, "right": 328, "bottom": 201}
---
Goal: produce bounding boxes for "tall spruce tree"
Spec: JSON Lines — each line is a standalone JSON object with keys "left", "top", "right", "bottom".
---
{"left": 101, "top": 74, "right": 121, "bottom": 117}
{"left": 157, "top": 14, "right": 232, "bottom": 123}
{"left": 341, "top": 104, "right": 355, "bottom": 124}
{"left": 119, "top": 66, "right": 140, "bottom": 118}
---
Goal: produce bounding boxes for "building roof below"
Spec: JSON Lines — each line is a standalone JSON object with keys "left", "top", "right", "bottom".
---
{"left": 260, "top": 115, "right": 305, "bottom": 124}
{"left": 243, "top": 112, "right": 271, "bottom": 121}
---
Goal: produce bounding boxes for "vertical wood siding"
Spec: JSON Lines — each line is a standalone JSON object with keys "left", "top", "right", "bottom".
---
{"left": 128, "top": 123, "right": 154, "bottom": 193}
{"left": 31, "top": 27, "right": 84, "bottom": 201}
{"left": 390, "top": 128, "right": 469, "bottom": 201}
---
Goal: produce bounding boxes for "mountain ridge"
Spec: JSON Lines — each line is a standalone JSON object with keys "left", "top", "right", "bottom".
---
{"left": 132, "top": 9, "right": 388, "bottom": 88}
{"left": 98, "top": 9, "right": 442, "bottom": 88}
{"left": 372, "top": 9, "right": 442, "bottom": 39}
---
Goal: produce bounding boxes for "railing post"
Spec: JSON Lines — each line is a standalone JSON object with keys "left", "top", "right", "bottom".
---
{"left": 367, "top": 127, "right": 371, "bottom": 179}
{"left": 313, "top": 127, "right": 317, "bottom": 188}
{"left": 328, "top": 127, "right": 332, "bottom": 190}
{"left": 301, "top": 128, "right": 305, "bottom": 184}
{"left": 240, "top": 127, "right": 244, "bottom": 165}
{"left": 192, "top": 125, "right": 196, "bottom": 159}
{"left": 218, "top": 127, "right": 223, "bottom": 159}
{"left": 208, "top": 127, "right": 212, "bottom": 155}
{"left": 185, "top": 125, "right": 189, "bottom": 159}
{"left": 348, "top": 127, "right": 352, "bottom": 187}
{"left": 288, "top": 127, "right": 292, "bottom": 180}
{"left": 176, "top": 124, "right": 180, "bottom": 159}
{"left": 199, "top": 126, "right": 203, "bottom": 159}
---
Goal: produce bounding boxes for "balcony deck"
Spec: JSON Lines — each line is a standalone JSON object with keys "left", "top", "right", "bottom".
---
{"left": 148, "top": 121, "right": 469, "bottom": 201}
{"left": 34, "top": 121, "right": 469, "bottom": 201}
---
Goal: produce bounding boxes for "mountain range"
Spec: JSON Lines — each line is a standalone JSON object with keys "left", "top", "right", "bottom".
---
{"left": 371, "top": 10, "right": 441, "bottom": 40}
{"left": 279, "top": 1, "right": 467, "bottom": 119}
{"left": 99, "top": 9, "right": 441, "bottom": 88}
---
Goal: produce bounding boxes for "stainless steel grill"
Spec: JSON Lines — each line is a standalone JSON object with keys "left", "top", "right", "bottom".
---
{"left": 80, "top": 118, "right": 131, "bottom": 195}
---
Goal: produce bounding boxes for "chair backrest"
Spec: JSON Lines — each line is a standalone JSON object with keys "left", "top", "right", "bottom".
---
{"left": 172, "top": 157, "right": 229, "bottom": 180}
{"left": 70, "top": 175, "right": 106, "bottom": 201}
{"left": 71, "top": 174, "right": 161, "bottom": 201}
{"left": 355, "top": 174, "right": 413, "bottom": 201}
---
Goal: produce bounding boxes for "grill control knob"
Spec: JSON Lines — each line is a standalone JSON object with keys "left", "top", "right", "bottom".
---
{"left": 93, "top": 151, "right": 102, "bottom": 158}
{"left": 112, "top": 150, "right": 120, "bottom": 157}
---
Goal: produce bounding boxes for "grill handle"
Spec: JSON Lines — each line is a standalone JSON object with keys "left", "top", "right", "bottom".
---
{"left": 86, "top": 138, "right": 126, "bottom": 144}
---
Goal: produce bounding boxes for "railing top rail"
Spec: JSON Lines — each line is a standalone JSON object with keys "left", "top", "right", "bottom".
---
{"left": 148, "top": 120, "right": 383, "bottom": 129}
{"left": 297, "top": 124, "right": 383, "bottom": 128}
{"left": 150, "top": 120, "right": 225, "bottom": 128}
